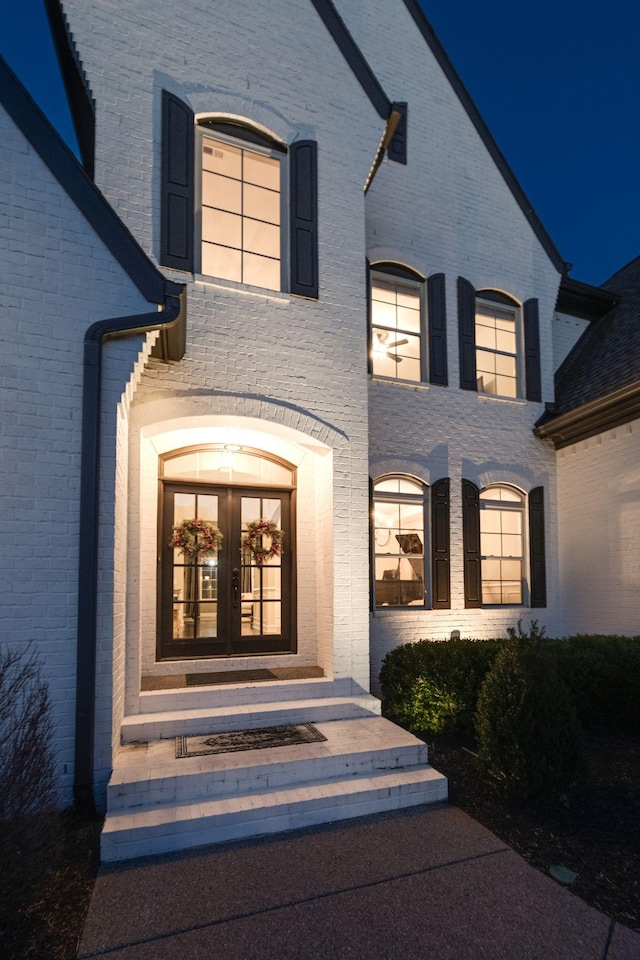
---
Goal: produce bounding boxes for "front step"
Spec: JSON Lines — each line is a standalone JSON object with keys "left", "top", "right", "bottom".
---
{"left": 102, "top": 717, "right": 447, "bottom": 861}
{"left": 102, "top": 767, "right": 447, "bottom": 861}
{"left": 121, "top": 695, "right": 381, "bottom": 743}
{"left": 138, "top": 677, "right": 346, "bottom": 714}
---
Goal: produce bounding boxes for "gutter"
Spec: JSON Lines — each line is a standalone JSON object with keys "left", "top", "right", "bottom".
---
{"left": 74, "top": 281, "right": 186, "bottom": 813}
{"left": 534, "top": 379, "right": 640, "bottom": 450}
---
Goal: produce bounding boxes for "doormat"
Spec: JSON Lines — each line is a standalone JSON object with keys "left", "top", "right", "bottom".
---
{"left": 185, "top": 669, "right": 278, "bottom": 686}
{"left": 176, "top": 723, "right": 327, "bottom": 758}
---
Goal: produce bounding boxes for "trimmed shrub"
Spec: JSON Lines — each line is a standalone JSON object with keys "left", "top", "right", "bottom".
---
{"left": 475, "top": 638, "right": 586, "bottom": 800}
{"left": 552, "top": 635, "right": 640, "bottom": 731}
{"left": 380, "top": 637, "right": 502, "bottom": 737}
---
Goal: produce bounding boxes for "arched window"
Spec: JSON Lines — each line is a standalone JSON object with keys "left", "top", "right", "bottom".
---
{"left": 198, "top": 120, "right": 286, "bottom": 289}
{"left": 458, "top": 279, "right": 541, "bottom": 401}
{"left": 475, "top": 290, "right": 520, "bottom": 398}
{"left": 372, "top": 476, "right": 426, "bottom": 607}
{"left": 479, "top": 484, "right": 525, "bottom": 604}
{"left": 370, "top": 265, "right": 425, "bottom": 383}
{"left": 369, "top": 263, "right": 448, "bottom": 386}
{"left": 160, "top": 92, "right": 318, "bottom": 297}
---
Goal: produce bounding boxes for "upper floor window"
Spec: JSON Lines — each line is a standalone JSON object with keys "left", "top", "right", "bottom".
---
{"left": 369, "top": 265, "right": 448, "bottom": 386}
{"left": 160, "top": 91, "right": 318, "bottom": 298}
{"left": 475, "top": 294, "right": 519, "bottom": 398}
{"left": 199, "top": 129, "right": 283, "bottom": 289}
{"left": 371, "top": 273, "right": 423, "bottom": 382}
{"left": 458, "top": 278, "right": 541, "bottom": 401}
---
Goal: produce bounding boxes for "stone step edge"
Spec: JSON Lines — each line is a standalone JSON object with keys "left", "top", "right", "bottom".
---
{"left": 107, "top": 737, "right": 429, "bottom": 798}
{"left": 103, "top": 765, "right": 448, "bottom": 836}
{"left": 121, "top": 696, "right": 381, "bottom": 739}
{"left": 101, "top": 773, "right": 449, "bottom": 861}
{"left": 138, "top": 677, "right": 344, "bottom": 713}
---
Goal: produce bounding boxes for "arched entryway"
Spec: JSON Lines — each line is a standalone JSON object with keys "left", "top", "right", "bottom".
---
{"left": 158, "top": 446, "right": 296, "bottom": 660}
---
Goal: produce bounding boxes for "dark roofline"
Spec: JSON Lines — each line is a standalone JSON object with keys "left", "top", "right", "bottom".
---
{"left": 44, "top": 0, "right": 95, "bottom": 178}
{"left": 603, "top": 253, "right": 640, "bottom": 289}
{"left": 0, "top": 55, "right": 166, "bottom": 305}
{"left": 401, "top": 0, "right": 567, "bottom": 274}
{"left": 556, "top": 275, "right": 619, "bottom": 322}
{"left": 534, "top": 381, "right": 640, "bottom": 449}
{"left": 309, "top": 0, "right": 391, "bottom": 119}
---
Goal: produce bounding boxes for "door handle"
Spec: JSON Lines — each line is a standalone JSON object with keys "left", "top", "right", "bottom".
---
{"left": 232, "top": 567, "right": 240, "bottom": 608}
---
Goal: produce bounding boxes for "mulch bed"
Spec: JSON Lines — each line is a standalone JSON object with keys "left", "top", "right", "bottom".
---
{"left": 0, "top": 810, "right": 102, "bottom": 960}
{"left": 429, "top": 728, "right": 640, "bottom": 932}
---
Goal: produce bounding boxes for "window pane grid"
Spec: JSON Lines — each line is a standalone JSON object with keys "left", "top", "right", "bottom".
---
{"left": 480, "top": 490, "right": 524, "bottom": 606}
{"left": 371, "top": 277, "right": 422, "bottom": 383}
{"left": 475, "top": 301, "right": 518, "bottom": 398}
{"left": 374, "top": 480, "right": 425, "bottom": 607}
{"left": 201, "top": 137, "right": 281, "bottom": 288}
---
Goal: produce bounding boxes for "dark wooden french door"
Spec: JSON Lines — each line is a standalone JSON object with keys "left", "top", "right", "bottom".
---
{"left": 159, "top": 483, "right": 295, "bottom": 659}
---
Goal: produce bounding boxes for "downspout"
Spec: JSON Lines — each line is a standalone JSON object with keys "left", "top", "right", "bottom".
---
{"left": 74, "top": 280, "right": 186, "bottom": 814}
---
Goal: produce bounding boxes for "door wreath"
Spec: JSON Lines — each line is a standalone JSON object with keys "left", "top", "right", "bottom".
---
{"left": 241, "top": 519, "right": 284, "bottom": 565}
{"left": 170, "top": 519, "right": 223, "bottom": 561}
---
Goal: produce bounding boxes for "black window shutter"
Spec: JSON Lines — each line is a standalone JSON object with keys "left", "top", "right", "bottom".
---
{"left": 387, "top": 102, "right": 407, "bottom": 165}
{"left": 462, "top": 479, "right": 482, "bottom": 607}
{"left": 427, "top": 273, "right": 448, "bottom": 386}
{"left": 366, "top": 259, "right": 373, "bottom": 375}
{"left": 369, "top": 476, "right": 375, "bottom": 611}
{"left": 431, "top": 478, "right": 451, "bottom": 608}
{"left": 529, "top": 486, "right": 547, "bottom": 607}
{"left": 458, "top": 277, "right": 477, "bottom": 390}
{"left": 160, "top": 91, "right": 194, "bottom": 271}
{"left": 289, "top": 140, "right": 318, "bottom": 299}
{"left": 524, "top": 298, "right": 542, "bottom": 402}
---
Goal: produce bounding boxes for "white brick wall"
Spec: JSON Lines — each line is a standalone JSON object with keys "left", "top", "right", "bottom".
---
{"left": 332, "top": 1, "right": 564, "bottom": 684}
{"left": 57, "top": 0, "right": 569, "bottom": 704}
{"left": 59, "top": 0, "right": 383, "bottom": 705}
{"left": 558, "top": 423, "right": 640, "bottom": 635}
{"left": 0, "top": 103, "right": 155, "bottom": 806}
{"left": 553, "top": 311, "right": 590, "bottom": 370}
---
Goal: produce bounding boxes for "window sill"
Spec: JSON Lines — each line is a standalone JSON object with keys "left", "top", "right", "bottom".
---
{"left": 193, "top": 273, "right": 292, "bottom": 303}
{"left": 476, "top": 392, "right": 527, "bottom": 406}
{"left": 373, "top": 605, "right": 428, "bottom": 616}
{"left": 480, "top": 604, "right": 525, "bottom": 609}
{"left": 370, "top": 376, "right": 430, "bottom": 392}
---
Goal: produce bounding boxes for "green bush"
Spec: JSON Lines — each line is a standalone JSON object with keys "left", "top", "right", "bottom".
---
{"left": 475, "top": 638, "right": 586, "bottom": 799}
{"left": 380, "top": 637, "right": 501, "bottom": 737}
{"left": 551, "top": 635, "right": 640, "bottom": 731}
{"left": 380, "top": 628, "right": 640, "bottom": 743}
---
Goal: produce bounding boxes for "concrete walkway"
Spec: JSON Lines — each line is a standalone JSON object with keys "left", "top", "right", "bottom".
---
{"left": 78, "top": 804, "right": 640, "bottom": 959}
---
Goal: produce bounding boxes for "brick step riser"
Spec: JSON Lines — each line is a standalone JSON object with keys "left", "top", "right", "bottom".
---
{"left": 107, "top": 744, "right": 429, "bottom": 810}
{"left": 102, "top": 774, "right": 447, "bottom": 862}
{"left": 138, "top": 678, "right": 353, "bottom": 714}
{"left": 121, "top": 699, "right": 380, "bottom": 744}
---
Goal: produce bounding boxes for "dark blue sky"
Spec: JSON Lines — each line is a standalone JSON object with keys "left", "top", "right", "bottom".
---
{"left": 2, "top": 0, "right": 637, "bottom": 286}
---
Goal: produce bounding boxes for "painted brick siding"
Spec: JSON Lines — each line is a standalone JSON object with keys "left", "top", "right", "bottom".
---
{"left": 58, "top": 0, "right": 384, "bottom": 693}
{"left": 558, "top": 423, "right": 640, "bottom": 636}
{"left": 553, "top": 311, "right": 591, "bottom": 371}
{"left": 332, "top": 1, "right": 563, "bottom": 683}
{"left": 59, "top": 0, "right": 383, "bottom": 266}
{"left": 0, "top": 102, "right": 154, "bottom": 805}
